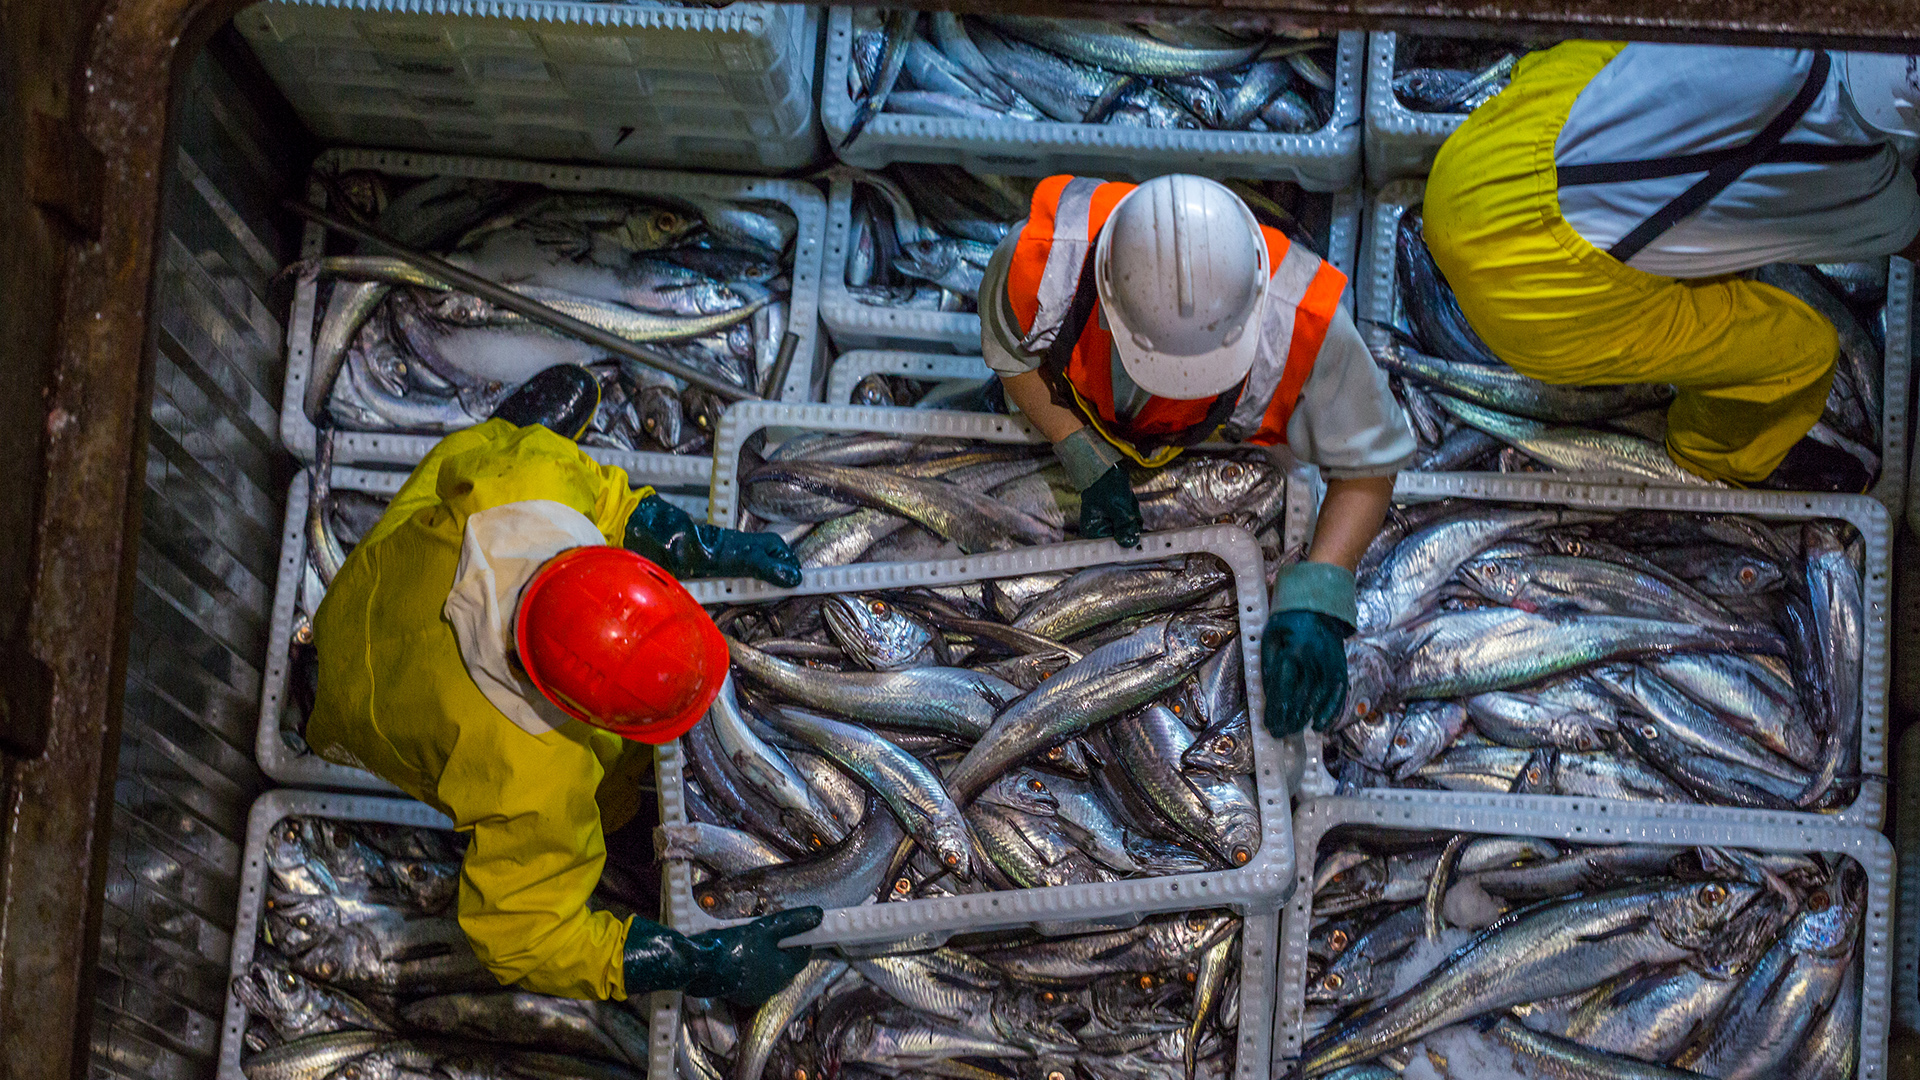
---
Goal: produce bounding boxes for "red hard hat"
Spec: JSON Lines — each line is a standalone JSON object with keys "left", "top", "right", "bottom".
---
{"left": 514, "top": 546, "right": 726, "bottom": 744}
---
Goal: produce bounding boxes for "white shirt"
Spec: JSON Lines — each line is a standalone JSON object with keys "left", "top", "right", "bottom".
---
{"left": 1556, "top": 45, "right": 1920, "bottom": 277}
{"left": 442, "top": 500, "right": 607, "bottom": 737}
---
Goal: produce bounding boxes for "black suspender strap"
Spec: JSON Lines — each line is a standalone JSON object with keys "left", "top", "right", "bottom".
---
{"left": 1567, "top": 51, "right": 1838, "bottom": 264}
{"left": 1556, "top": 140, "right": 1883, "bottom": 187}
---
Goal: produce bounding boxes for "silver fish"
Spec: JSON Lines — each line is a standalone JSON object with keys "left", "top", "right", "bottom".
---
{"left": 727, "top": 637, "right": 1021, "bottom": 741}
{"left": 1013, "top": 557, "right": 1230, "bottom": 641}
{"left": 823, "top": 594, "right": 937, "bottom": 671}
{"left": 708, "top": 677, "right": 847, "bottom": 848}
{"left": 653, "top": 822, "right": 789, "bottom": 876}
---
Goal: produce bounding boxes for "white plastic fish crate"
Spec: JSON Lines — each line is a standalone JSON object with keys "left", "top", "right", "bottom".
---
{"left": 708, "top": 400, "right": 1054, "bottom": 527}
{"left": 256, "top": 464, "right": 708, "bottom": 791}
{"left": 817, "top": 175, "right": 1366, "bottom": 354}
{"left": 1275, "top": 794, "right": 1894, "bottom": 1079}
{"left": 236, "top": 2, "right": 821, "bottom": 173}
{"left": 824, "top": 350, "right": 995, "bottom": 405}
{"left": 647, "top": 910, "right": 1282, "bottom": 1080}
{"left": 657, "top": 524, "right": 1296, "bottom": 949}
{"left": 1360, "top": 181, "right": 1914, "bottom": 518}
{"left": 1285, "top": 469, "right": 1893, "bottom": 830}
{"left": 818, "top": 10, "right": 1363, "bottom": 191}
{"left": 280, "top": 147, "right": 828, "bottom": 475}
{"left": 217, "top": 788, "right": 678, "bottom": 1080}
{"left": 1891, "top": 725, "right": 1920, "bottom": 1034}
{"left": 1362, "top": 33, "right": 1468, "bottom": 185}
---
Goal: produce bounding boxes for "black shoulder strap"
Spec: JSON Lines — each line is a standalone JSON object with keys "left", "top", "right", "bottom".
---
{"left": 1600, "top": 51, "right": 1835, "bottom": 264}
{"left": 1557, "top": 140, "right": 1882, "bottom": 188}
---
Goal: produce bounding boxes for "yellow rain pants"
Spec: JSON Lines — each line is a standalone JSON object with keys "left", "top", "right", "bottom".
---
{"left": 1424, "top": 41, "right": 1838, "bottom": 484}
{"left": 308, "top": 419, "right": 649, "bottom": 1000}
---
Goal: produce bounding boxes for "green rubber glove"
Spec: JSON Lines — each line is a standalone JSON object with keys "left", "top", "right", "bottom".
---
{"left": 622, "top": 909, "right": 823, "bottom": 1007}
{"left": 1260, "top": 610, "right": 1353, "bottom": 738}
{"left": 625, "top": 494, "right": 801, "bottom": 587}
{"left": 1079, "top": 465, "right": 1143, "bottom": 548}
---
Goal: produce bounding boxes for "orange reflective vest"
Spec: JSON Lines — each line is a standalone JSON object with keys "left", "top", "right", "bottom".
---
{"left": 1009, "top": 175, "right": 1349, "bottom": 466}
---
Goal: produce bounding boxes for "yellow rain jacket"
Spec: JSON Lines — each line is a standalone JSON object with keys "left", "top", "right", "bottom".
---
{"left": 1424, "top": 41, "right": 1838, "bottom": 484}
{"left": 307, "top": 419, "right": 653, "bottom": 1000}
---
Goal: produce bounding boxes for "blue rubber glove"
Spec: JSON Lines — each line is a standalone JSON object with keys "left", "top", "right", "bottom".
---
{"left": 1261, "top": 610, "right": 1352, "bottom": 737}
{"left": 622, "top": 907, "right": 822, "bottom": 1006}
{"left": 625, "top": 494, "right": 802, "bottom": 587}
{"left": 1080, "top": 465, "right": 1143, "bottom": 548}
{"left": 1260, "top": 562, "right": 1359, "bottom": 738}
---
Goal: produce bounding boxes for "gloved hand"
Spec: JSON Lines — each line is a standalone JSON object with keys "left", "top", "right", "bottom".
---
{"left": 488, "top": 364, "right": 601, "bottom": 440}
{"left": 1054, "top": 427, "right": 1140, "bottom": 548}
{"left": 1260, "top": 562, "right": 1359, "bottom": 738}
{"left": 621, "top": 909, "right": 824, "bottom": 1007}
{"left": 625, "top": 493, "right": 801, "bottom": 587}
{"left": 1080, "top": 465, "right": 1143, "bottom": 548}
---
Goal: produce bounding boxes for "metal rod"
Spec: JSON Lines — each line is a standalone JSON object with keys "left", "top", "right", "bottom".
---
{"left": 282, "top": 198, "right": 763, "bottom": 404}
{"left": 763, "top": 330, "right": 802, "bottom": 400}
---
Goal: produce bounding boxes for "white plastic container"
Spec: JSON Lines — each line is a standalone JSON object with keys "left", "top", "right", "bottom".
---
{"left": 235, "top": 1, "right": 821, "bottom": 173}
{"left": 660, "top": 524, "right": 1295, "bottom": 949}
{"left": 1362, "top": 33, "right": 1468, "bottom": 184}
{"left": 280, "top": 147, "right": 827, "bottom": 476}
{"left": 1360, "top": 180, "right": 1913, "bottom": 517}
{"left": 819, "top": 10, "right": 1363, "bottom": 192}
{"left": 817, "top": 177, "right": 1366, "bottom": 354}
{"left": 215, "top": 788, "right": 676, "bottom": 1080}
{"left": 649, "top": 909, "right": 1282, "bottom": 1080}
{"left": 255, "top": 465, "right": 706, "bottom": 791}
{"left": 1285, "top": 469, "right": 1892, "bottom": 830}
{"left": 1276, "top": 794, "right": 1893, "bottom": 1079}
{"left": 824, "top": 350, "right": 996, "bottom": 405}
{"left": 1891, "top": 725, "right": 1920, "bottom": 1034}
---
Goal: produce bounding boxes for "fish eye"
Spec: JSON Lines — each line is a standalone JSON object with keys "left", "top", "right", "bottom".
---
{"left": 1216, "top": 736, "right": 1236, "bottom": 753}
{"left": 295, "top": 916, "right": 311, "bottom": 929}
{"left": 1171, "top": 702, "right": 1183, "bottom": 715}
{"left": 1330, "top": 871, "right": 1344, "bottom": 882}
{"left": 1040, "top": 991, "right": 1058, "bottom": 1004}
{"left": 1027, "top": 778, "right": 1046, "bottom": 793}
{"left": 868, "top": 600, "right": 889, "bottom": 616}
{"left": 1201, "top": 630, "right": 1223, "bottom": 648}
{"left": 1354, "top": 701, "right": 1371, "bottom": 718}
{"left": 319, "top": 962, "right": 337, "bottom": 978}
{"left": 1808, "top": 889, "right": 1832, "bottom": 912}
{"left": 1048, "top": 1071, "right": 1068, "bottom": 1080}
{"left": 1222, "top": 464, "right": 1243, "bottom": 481}
{"left": 1189, "top": 916, "right": 1209, "bottom": 932}
{"left": 793, "top": 1070, "right": 808, "bottom": 1080}
{"left": 1392, "top": 735, "right": 1410, "bottom": 748}
{"left": 1047, "top": 746, "right": 1065, "bottom": 761}
{"left": 1697, "top": 882, "right": 1730, "bottom": 907}
{"left": 1328, "top": 929, "right": 1350, "bottom": 952}
{"left": 280, "top": 972, "right": 299, "bottom": 988}
{"left": 1526, "top": 768, "right": 1542, "bottom": 784}
{"left": 1323, "top": 973, "right": 1344, "bottom": 990}
{"left": 1739, "top": 567, "right": 1757, "bottom": 584}
{"left": 1640, "top": 724, "right": 1659, "bottom": 739}
{"left": 1185, "top": 971, "right": 1198, "bottom": 984}
{"left": 893, "top": 878, "right": 913, "bottom": 896}
{"left": 1136, "top": 975, "right": 1156, "bottom": 990}
{"left": 943, "top": 852, "right": 960, "bottom": 866}
{"left": 1233, "top": 848, "right": 1251, "bottom": 865}
{"left": 699, "top": 894, "right": 717, "bottom": 909}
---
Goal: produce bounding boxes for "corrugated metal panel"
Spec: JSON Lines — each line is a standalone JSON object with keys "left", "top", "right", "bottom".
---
{"left": 93, "top": 34, "right": 308, "bottom": 1080}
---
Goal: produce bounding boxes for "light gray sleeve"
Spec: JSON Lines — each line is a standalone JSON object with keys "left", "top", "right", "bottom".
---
{"left": 1284, "top": 306, "right": 1419, "bottom": 479}
{"left": 978, "top": 226, "right": 1044, "bottom": 378}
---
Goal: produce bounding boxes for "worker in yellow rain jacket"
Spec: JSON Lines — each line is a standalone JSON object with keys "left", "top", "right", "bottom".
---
{"left": 307, "top": 366, "right": 820, "bottom": 1004}
{"left": 1425, "top": 43, "right": 1920, "bottom": 491}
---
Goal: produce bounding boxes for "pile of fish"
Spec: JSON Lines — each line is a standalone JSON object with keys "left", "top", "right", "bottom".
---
{"left": 1331, "top": 498, "right": 1865, "bottom": 813}
{"left": 671, "top": 559, "right": 1260, "bottom": 915}
{"left": 739, "top": 432, "right": 1288, "bottom": 567}
{"left": 1295, "top": 827, "right": 1864, "bottom": 1079}
{"left": 295, "top": 170, "right": 800, "bottom": 456}
{"left": 840, "top": 165, "right": 1321, "bottom": 318}
{"left": 1389, "top": 38, "right": 1529, "bottom": 114}
{"left": 842, "top": 165, "right": 1033, "bottom": 313}
{"left": 236, "top": 816, "right": 655, "bottom": 1080}
{"left": 847, "top": 10, "right": 1337, "bottom": 133}
{"left": 679, "top": 909, "right": 1246, "bottom": 1080}
{"left": 1383, "top": 207, "right": 1888, "bottom": 483}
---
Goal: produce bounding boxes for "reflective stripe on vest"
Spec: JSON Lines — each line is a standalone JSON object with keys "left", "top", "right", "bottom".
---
{"left": 1007, "top": 175, "right": 1349, "bottom": 454}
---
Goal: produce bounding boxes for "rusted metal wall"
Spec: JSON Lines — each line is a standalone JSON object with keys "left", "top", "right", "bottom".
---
{"left": 88, "top": 33, "right": 307, "bottom": 1080}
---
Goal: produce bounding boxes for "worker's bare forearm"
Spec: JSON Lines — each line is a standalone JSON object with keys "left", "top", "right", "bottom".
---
{"left": 1306, "top": 474, "right": 1396, "bottom": 573}
{"left": 1000, "top": 370, "right": 1086, "bottom": 443}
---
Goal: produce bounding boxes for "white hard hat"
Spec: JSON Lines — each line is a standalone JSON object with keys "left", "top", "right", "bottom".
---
{"left": 1838, "top": 51, "right": 1920, "bottom": 140}
{"left": 1095, "top": 175, "right": 1269, "bottom": 401}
